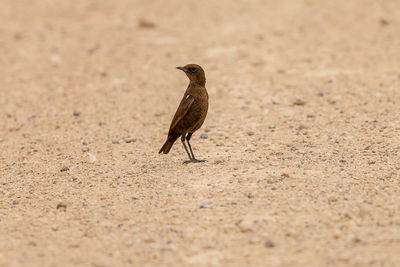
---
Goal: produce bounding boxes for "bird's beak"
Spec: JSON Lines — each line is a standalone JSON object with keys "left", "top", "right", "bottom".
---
{"left": 176, "top": 66, "right": 185, "bottom": 71}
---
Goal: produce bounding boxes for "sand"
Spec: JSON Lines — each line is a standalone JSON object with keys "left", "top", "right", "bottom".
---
{"left": 1, "top": 0, "right": 400, "bottom": 266}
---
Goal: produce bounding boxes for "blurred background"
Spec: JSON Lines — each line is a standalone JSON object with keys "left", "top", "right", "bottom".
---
{"left": 1, "top": 0, "right": 399, "bottom": 266}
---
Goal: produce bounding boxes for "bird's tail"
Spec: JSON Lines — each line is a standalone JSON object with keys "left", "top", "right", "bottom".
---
{"left": 159, "top": 134, "right": 179, "bottom": 154}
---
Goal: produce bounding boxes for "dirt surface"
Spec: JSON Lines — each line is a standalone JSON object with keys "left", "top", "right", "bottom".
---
{"left": 1, "top": 0, "right": 400, "bottom": 266}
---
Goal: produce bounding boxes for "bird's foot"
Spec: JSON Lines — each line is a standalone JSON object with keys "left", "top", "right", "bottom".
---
{"left": 183, "top": 158, "right": 206, "bottom": 164}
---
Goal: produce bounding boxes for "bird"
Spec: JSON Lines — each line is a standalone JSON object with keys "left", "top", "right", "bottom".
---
{"left": 159, "top": 64, "right": 209, "bottom": 163}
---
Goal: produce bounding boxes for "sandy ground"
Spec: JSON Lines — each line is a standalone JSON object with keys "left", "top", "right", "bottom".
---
{"left": 1, "top": 0, "right": 400, "bottom": 266}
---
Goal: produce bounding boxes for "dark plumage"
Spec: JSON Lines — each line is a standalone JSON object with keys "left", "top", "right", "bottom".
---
{"left": 159, "top": 64, "right": 209, "bottom": 163}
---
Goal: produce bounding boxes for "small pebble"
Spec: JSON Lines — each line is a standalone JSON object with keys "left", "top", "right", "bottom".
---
{"left": 143, "top": 238, "right": 155, "bottom": 243}
{"left": 12, "top": 199, "right": 19, "bottom": 205}
{"left": 271, "top": 97, "right": 280, "bottom": 104}
{"left": 138, "top": 18, "right": 156, "bottom": 29}
{"left": 236, "top": 219, "right": 253, "bottom": 233}
{"left": 328, "top": 196, "right": 338, "bottom": 204}
{"left": 154, "top": 112, "right": 165, "bottom": 117}
{"left": 14, "top": 32, "right": 23, "bottom": 40}
{"left": 56, "top": 202, "right": 67, "bottom": 211}
{"left": 60, "top": 166, "right": 69, "bottom": 172}
{"left": 200, "top": 133, "right": 208, "bottom": 139}
{"left": 380, "top": 18, "right": 389, "bottom": 26}
{"left": 214, "top": 159, "right": 224, "bottom": 165}
{"left": 247, "top": 131, "right": 255, "bottom": 136}
{"left": 264, "top": 240, "right": 275, "bottom": 248}
{"left": 124, "top": 137, "right": 136, "bottom": 143}
{"left": 297, "top": 125, "right": 307, "bottom": 131}
{"left": 112, "top": 140, "right": 120, "bottom": 144}
{"left": 88, "top": 152, "right": 97, "bottom": 163}
{"left": 73, "top": 111, "right": 80, "bottom": 117}
{"left": 293, "top": 99, "right": 306, "bottom": 106}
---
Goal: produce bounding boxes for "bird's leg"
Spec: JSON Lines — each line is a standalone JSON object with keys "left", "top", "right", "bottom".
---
{"left": 185, "top": 133, "right": 205, "bottom": 163}
{"left": 186, "top": 133, "right": 195, "bottom": 159}
{"left": 181, "top": 135, "right": 193, "bottom": 162}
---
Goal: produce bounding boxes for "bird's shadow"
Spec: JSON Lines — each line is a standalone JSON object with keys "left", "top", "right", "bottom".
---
{"left": 183, "top": 159, "right": 207, "bottom": 164}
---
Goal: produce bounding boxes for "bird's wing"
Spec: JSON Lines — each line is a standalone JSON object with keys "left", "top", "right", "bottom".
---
{"left": 168, "top": 94, "right": 195, "bottom": 134}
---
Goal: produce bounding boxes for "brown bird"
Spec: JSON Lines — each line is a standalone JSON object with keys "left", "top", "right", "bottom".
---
{"left": 159, "top": 64, "right": 209, "bottom": 163}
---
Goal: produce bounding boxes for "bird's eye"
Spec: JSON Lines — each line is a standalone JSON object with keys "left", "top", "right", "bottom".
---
{"left": 189, "top": 67, "right": 196, "bottom": 72}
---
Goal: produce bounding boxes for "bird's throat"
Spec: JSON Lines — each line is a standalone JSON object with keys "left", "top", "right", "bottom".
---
{"left": 190, "top": 79, "right": 206, "bottom": 87}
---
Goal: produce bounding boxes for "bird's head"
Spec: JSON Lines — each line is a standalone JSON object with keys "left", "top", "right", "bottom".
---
{"left": 176, "top": 64, "right": 206, "bottom": 85}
